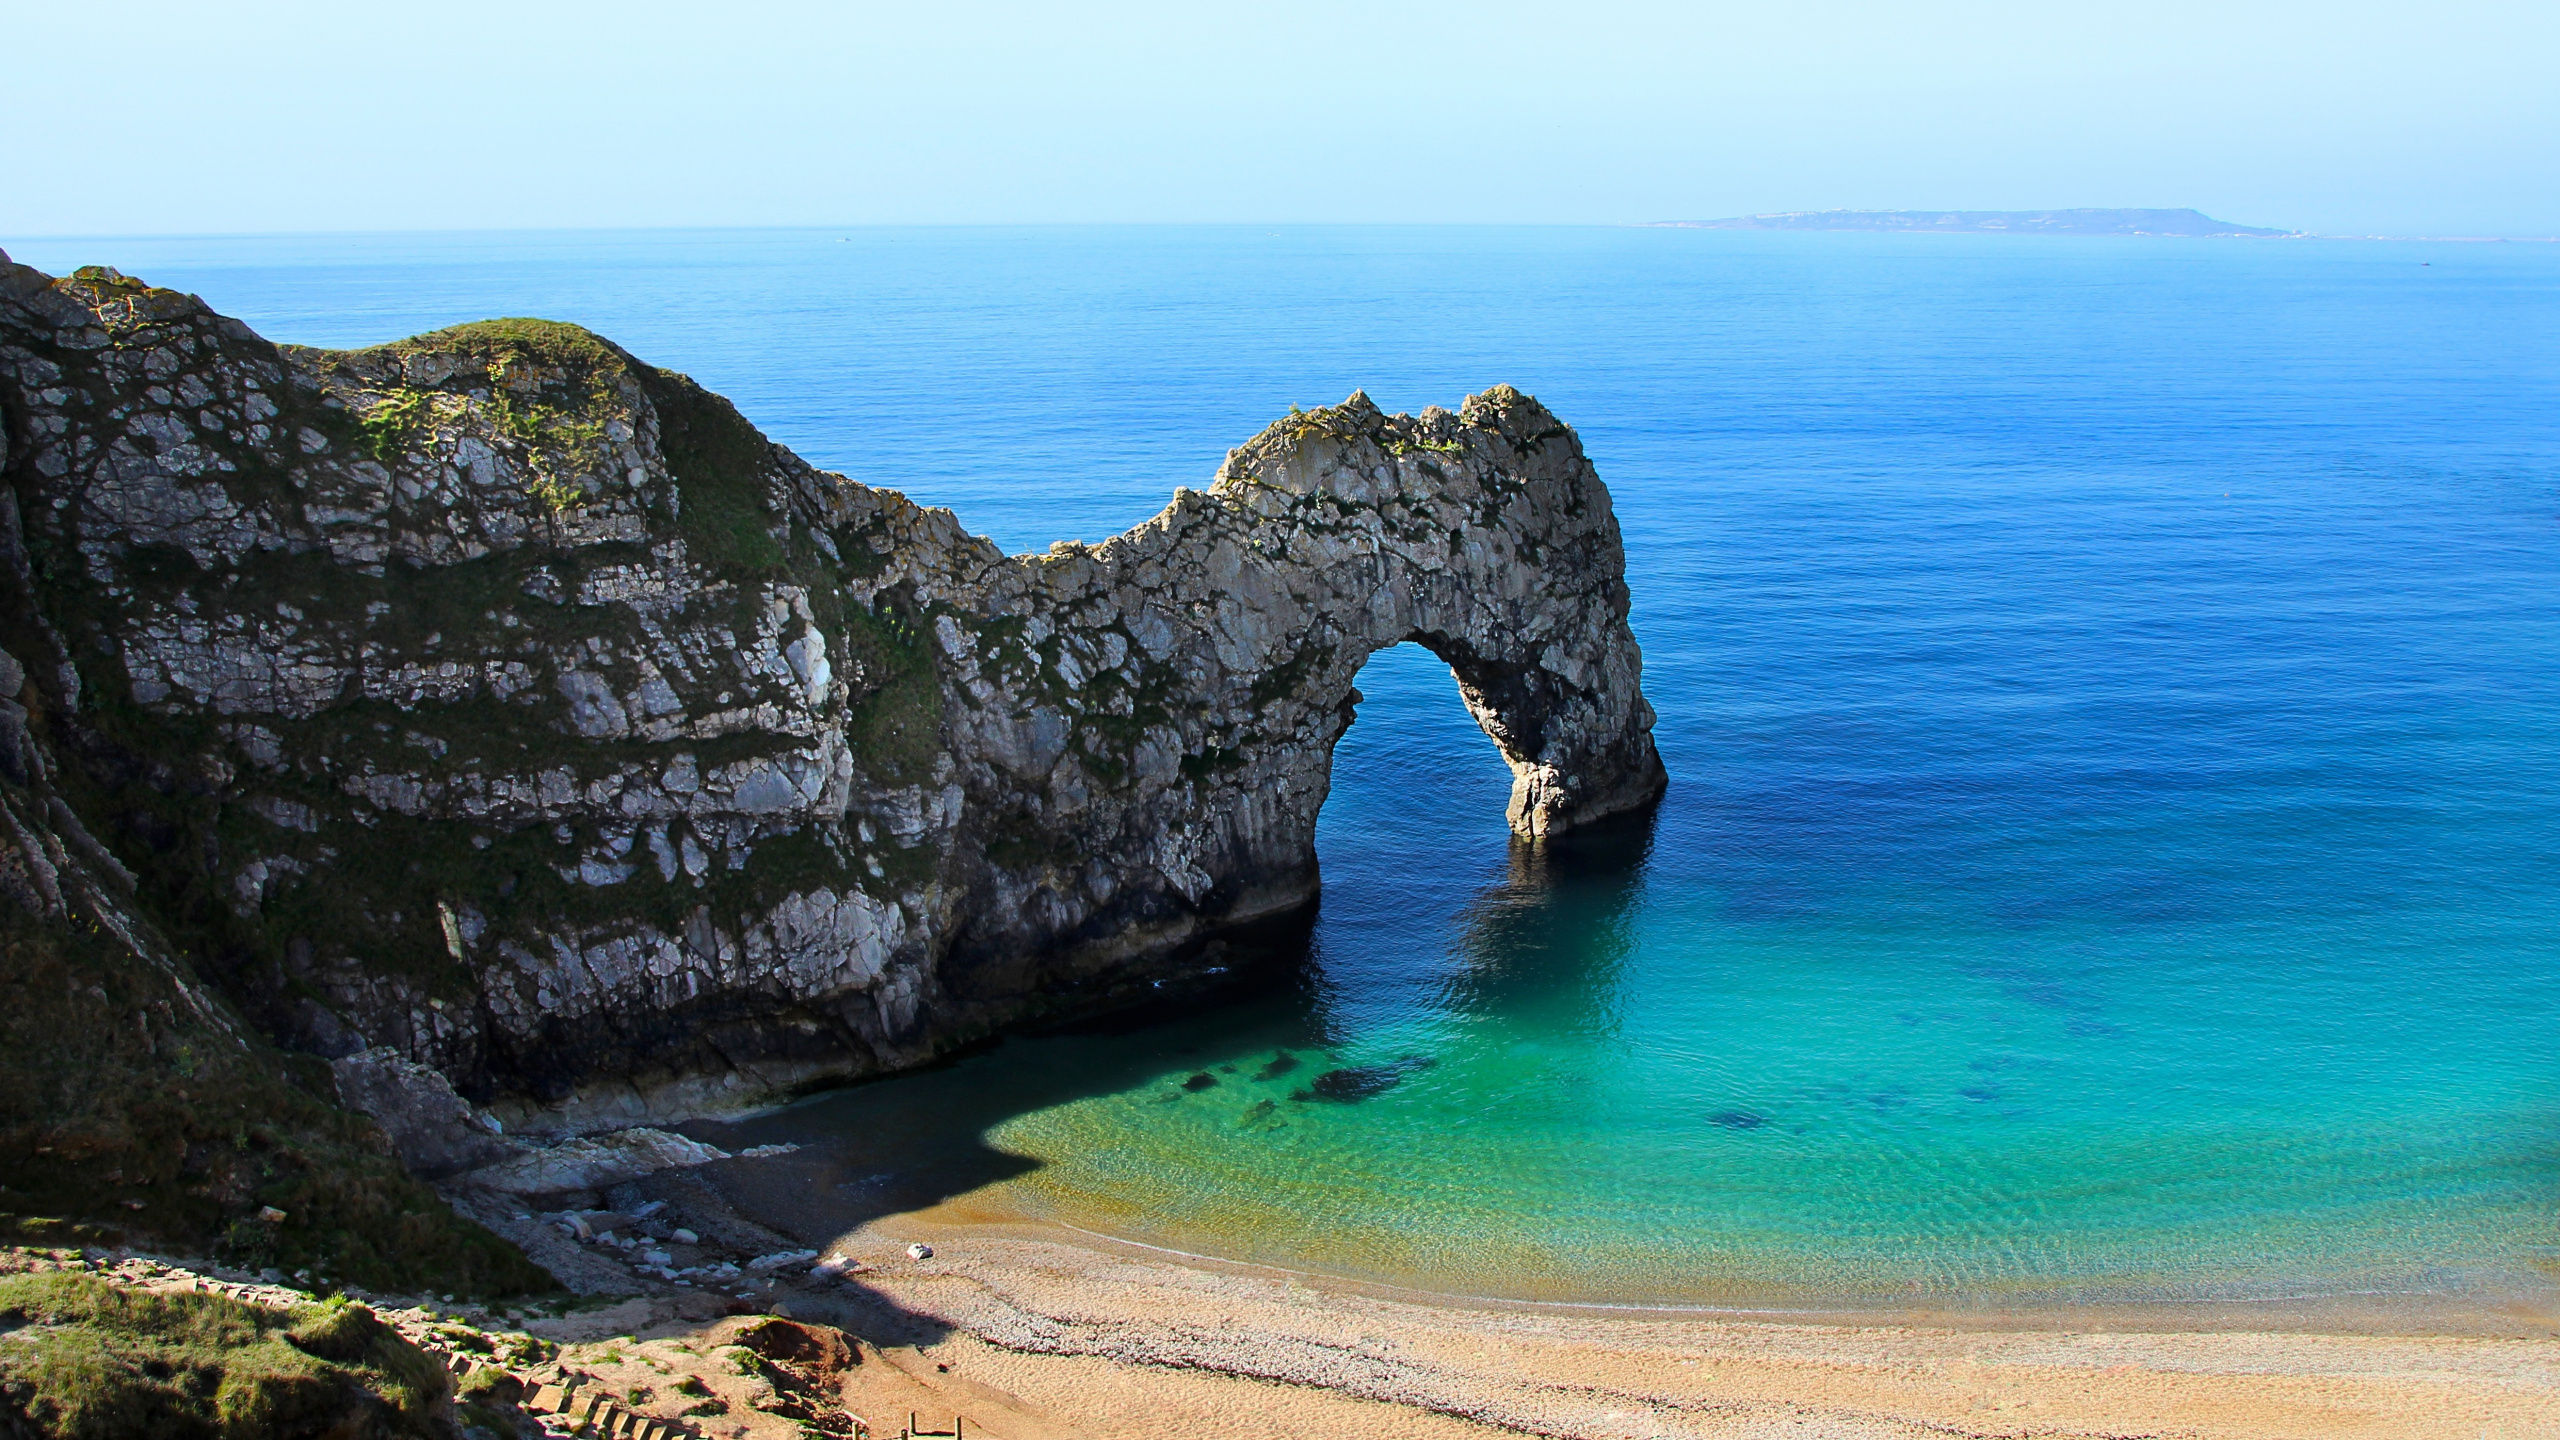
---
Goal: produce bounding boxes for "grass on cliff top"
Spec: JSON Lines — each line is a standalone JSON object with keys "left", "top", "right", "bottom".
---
{"left": 368, "top": 317, "right": 629, "bottom": 376}
{"left": 0, "top": 1273, "right": 449, "bottom": 1440}
{"left": 63, "top": 266, "right": 159, "bottom": 297}
{"left": 324, "top": 317, "right": 789, "bottom": 574}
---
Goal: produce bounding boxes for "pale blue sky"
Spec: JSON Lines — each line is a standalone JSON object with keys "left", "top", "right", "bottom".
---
{"left": 7, "top": 0, "right": 2553, "bottom": 237}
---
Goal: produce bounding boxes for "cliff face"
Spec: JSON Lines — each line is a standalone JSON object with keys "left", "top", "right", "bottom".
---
{"left": 0, "top": 482, "right": 547, "bottom": 1287}
{"left": 0, "top": 253, "right": 1665, "bottom": 1130}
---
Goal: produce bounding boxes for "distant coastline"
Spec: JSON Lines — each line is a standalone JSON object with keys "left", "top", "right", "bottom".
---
{"left": 1651, "top": 207, "right": 2294, "bottom": 236}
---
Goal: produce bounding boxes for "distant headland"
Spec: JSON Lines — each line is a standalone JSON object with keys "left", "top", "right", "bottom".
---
{"left": 1653, "top": 208, "right": 2294, "bottom": 237}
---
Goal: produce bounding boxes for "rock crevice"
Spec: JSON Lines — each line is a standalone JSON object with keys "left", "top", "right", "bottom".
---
{"left": 0, "top": 254, "right": 1666, "bottom": 1127}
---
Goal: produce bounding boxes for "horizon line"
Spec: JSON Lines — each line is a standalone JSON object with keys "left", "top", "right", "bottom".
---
{"left": 7, "top": 220, "right": 2559, "bottom": 245}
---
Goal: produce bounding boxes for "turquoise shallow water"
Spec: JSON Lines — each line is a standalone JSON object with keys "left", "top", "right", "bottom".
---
{"left": 11, "top": 226, "right": 2556, "bottom": 1306}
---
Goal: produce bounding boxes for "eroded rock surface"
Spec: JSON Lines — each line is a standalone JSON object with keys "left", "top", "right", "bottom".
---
{"left": 0, "top": 253, "right": 1665, "bottom": 1129}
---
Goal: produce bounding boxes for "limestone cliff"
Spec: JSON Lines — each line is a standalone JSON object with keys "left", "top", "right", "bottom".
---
{"left": 0, "top": 253, "right": 1665, "bottom": 1133}
{"left": 0, "top": 527, "right": 546, "bottom": 1290}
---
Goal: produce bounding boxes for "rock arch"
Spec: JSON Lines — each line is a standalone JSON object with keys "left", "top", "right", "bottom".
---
{"left": 930, "top": 388, "right": 1669, "bottom": 994}
{"left": 0, "top": 254, "right": 1665, "bottom": 1118}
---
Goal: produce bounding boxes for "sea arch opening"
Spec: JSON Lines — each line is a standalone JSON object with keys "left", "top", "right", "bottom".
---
{"left": 1302, "top": 640, "right": 1527, "bottom": 1022}
{"left": 1319, "top": 640, "right": 1522, "bottom": 870}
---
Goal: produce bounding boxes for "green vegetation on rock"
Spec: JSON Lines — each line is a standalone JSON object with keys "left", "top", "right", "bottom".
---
{"left": 0, "top": 908, "right": 548, "bottom": 1298}
{"left": 0, "top": 1274, "right": 450, "bottom": 1440}
{"left": 638, "top": 364, "right": 786, "bottom": 572}
{"left": 354, "top": 390, "right": 434, "bottom": 464}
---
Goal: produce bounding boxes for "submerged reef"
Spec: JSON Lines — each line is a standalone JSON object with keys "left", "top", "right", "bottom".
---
{"left": 0, "top": 249, "right": 1663, "bottom": 1202}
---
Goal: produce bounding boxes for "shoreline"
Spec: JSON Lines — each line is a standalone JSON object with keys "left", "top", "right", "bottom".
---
{"left": 708, "top": 1142, "right": 2560, "bottom": 1340}
{"left": 682, "top": 1082, "right": 2560, "bottom": 1346}
{"left": 883, "top": 1183, "right": 2560, "bottom": 1331}
{"left": 569, "top": 1147, "right": 2560, "bottom": 1437}
{"left": 782, "top": 1210, "right": 2560, "bottom": 1439}
{"left": 1012, "top": 1214, "right": 2560, "bottom": 1340}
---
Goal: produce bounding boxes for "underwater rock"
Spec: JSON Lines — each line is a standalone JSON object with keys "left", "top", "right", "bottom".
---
{"left": 1294, "top": 1056, "right": 1435, "bottom": 1103}
{"left": 1182, "top": 1072, "right": 1219, "bottom": 1091}
{"left": 1252, "top": 1052, "right": 1300, "bottom": 1081}
{"left": 1707, "top": 1110, "right": 1766, "bottom": 1130}
{"left": 1296, "top": 1069, "right": 1388, "bottom": 1102}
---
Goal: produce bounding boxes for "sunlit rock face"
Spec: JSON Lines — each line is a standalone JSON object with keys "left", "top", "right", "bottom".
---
{"left": 0, "top": 253, "right": 1665, "bottom": 1129}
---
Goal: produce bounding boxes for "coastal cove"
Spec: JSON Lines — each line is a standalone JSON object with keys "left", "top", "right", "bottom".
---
{"left": 8, "top": 225, "right": 2559, "bottom": 1324}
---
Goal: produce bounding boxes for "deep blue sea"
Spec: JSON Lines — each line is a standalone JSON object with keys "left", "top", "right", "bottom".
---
{"left": 12, "top": 226, "right": 2557, "bottom": 1309}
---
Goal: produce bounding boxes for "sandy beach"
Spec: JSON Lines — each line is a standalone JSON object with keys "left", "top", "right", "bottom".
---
{"left": 574, "top": 1202, "right": 2556, "bottom": 1440}
{"left": 454, "top": 1128, "right": 2560, "bottom": 1440}
{"left": 26, "top": 1213, "right": 2555, "bottom": 1440}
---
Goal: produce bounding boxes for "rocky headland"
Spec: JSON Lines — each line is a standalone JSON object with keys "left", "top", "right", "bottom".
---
{"left": 0, "top": 250, "right": 1664, "bottom": 1272}
{"left": 6, "top": 253, "right": 2555, "bottom": 1440}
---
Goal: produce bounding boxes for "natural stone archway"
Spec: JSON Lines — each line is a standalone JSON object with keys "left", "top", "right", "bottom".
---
{"left": 933, "top": 388, "right": 1669, "bottom": 999}
{"left": 0, "top": 254, "right": 1665, "bottom": 1126}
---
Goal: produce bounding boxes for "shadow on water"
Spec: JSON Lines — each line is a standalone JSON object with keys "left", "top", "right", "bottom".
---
{"left": 652, "top": 913, "right": 1322, "bottom": 1344}
{"left": 671, "top": 799, "right": 1661, "bottom": 1306}
{"left": 672, "top": 910, "right": 1324, "bottom": 1239}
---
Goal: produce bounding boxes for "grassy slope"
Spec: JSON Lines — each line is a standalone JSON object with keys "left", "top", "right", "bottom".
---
{"left": 0, "top": 885, "right": 549, "bottom": 1298}
{"left": 0, "top": 1272, "right": 451, "bottom": 1440}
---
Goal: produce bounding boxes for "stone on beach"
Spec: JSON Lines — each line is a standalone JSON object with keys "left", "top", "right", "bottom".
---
{"left": 463, "top": 1127, "right": 731, "bottom": 1195}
